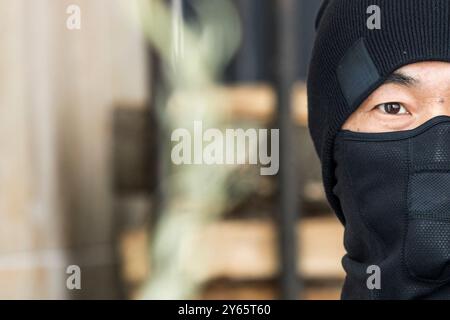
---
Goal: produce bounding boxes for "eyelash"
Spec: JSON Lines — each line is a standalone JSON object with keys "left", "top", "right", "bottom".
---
{"left": 375, "top": 102, "right": 410, "bottom": 115}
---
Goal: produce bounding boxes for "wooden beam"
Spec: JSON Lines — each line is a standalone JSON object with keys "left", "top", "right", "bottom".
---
{"left": 165, "top": 83, "right": 309, "bottom": 126}
{"left": 191, "top": 217, "right": 345, "bottom": 281}
{"left": 123, "top": 216, "right": 345, "bottom": 289}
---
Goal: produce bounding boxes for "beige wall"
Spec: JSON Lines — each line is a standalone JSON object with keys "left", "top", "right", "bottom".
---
{"left": 0, "top": 0, "right": 149, "bottom": 299}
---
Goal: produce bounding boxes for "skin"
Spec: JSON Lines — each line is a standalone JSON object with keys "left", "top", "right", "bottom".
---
{"left": 342, "top": 61, "right": 450, "bottom": 133}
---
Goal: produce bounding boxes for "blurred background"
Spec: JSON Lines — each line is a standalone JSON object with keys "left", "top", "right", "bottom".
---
{"left": 0, "top": 0, "right": 344, "bottom": 299}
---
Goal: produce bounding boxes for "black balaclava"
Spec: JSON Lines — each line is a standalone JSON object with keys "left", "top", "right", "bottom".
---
{"left": 307, "top": 0, "right": 450, "bottom": 299}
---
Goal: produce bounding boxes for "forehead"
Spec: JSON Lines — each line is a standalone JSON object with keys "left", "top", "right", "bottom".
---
{"left": 395, "top": 61, "right": 450, "bottom": 82}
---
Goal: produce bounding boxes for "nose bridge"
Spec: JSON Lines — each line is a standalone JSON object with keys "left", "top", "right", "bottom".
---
{"left": 444, "top": 102, "right": 450, "bottom": 117}
{"left": 426, "top": 95, "right": 450, "bottom": 118}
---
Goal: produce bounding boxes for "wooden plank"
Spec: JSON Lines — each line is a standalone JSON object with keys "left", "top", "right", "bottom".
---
{"left": 292, "top": 83, "right": 309, "bottom": 126}
{"left": 166, "top": 84, "right": 276, "bottom": 123}
{"left": 199, "top": 280, "right": 342, "bottom": 300}
{"left": 166, "top": 83, "right": 309, "bottom": 126}
{"left": 189, "top": 217, "right": 345, "bottom": 281}
{"left": 221, "top": 85, "right": 276, "bottom": 122}
{"left": 125, "top": 216, "right": 345, "bottom": 290}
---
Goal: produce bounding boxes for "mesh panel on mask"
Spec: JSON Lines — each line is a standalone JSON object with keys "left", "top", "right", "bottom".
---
{"left": 410, "top": 173, "right": 450, "bottom": 219}
{"left": 405, "top": 220, "right": 450, "bottom": 281}
{"left": 411, "top": 124, "right": 450, "bottom": 171}
{"left": 405, "top": 122, "right": 450, "bottom": 283}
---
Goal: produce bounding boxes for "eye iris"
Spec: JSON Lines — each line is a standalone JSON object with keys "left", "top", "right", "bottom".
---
{"left": 385, "top": 103, "right": 401, "bottom": 114}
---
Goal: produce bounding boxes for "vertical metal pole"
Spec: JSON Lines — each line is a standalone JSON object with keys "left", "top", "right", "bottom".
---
{"left": 233, "top": 0, "right": 267, "bottom": 82}
{"left": 275, "top": 0, "right": 301, "bottom": 300}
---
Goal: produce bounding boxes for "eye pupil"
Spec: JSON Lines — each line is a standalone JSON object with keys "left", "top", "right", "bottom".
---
{"left": 385, "top": 103, "right": 401, "bottom": 114}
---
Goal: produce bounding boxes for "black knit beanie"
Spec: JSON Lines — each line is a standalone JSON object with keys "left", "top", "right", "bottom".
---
{"left": 307, "top": 0, "right": 450, "bottom": 224}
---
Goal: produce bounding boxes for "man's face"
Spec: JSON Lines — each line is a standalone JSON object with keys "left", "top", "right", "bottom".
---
{"left": 343, "top": 61, "right": 450, "bottom": 133}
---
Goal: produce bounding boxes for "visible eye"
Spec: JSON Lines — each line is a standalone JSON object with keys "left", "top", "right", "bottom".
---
{"left": 375, "top": 102, "right": 410, "bottom": 115}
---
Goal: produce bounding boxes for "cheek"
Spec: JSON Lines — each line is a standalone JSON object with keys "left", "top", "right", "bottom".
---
{"left": 414, "top": 104, "right": 450, "bottom": 123}
{"left": 409, "top": 111, "right": 446, "bottom": 130}
{"left": 372, "top": 114, "right": 416, "bottom": 132}
{"left": 343, "top": 110, "right": 416, "bottom": 133}
{"left": 342, "top": 110, "right": 375, "bottom": 132}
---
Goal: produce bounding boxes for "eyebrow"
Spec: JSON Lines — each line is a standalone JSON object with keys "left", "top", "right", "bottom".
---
{"left": 383, "top": 71, "right": 419, "bottom": 87}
